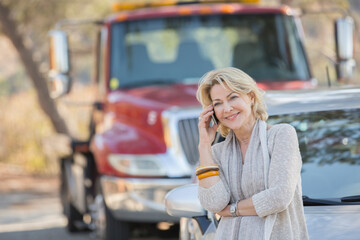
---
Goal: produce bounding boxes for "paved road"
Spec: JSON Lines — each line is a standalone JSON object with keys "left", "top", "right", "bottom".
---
{"left": 0, "top": 169, "right": 177, "bottom": 240}
{"left": 0, "top": 172, "right": 90, "bottom": 240}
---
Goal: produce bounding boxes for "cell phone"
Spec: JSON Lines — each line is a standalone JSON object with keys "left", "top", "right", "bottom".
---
{"left": 211, "top": 113, "right": 218, "bottom": 125}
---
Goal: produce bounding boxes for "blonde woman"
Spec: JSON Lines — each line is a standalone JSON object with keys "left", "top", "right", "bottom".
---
{"left": 196, "top": 67, "right": 308, "bottom": 240}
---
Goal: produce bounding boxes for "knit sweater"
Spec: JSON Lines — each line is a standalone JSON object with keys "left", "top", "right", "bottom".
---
{"left": 198, "top": 123, "right": 309, "bottom": 240}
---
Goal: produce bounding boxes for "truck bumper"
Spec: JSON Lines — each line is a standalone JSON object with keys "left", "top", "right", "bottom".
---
{"left": 100, "top": 175, "right": 192, "bottom": 222}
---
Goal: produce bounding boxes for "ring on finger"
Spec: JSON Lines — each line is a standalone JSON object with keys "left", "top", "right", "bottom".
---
{"left": 198, "top": 116, "right": 202, "bottom": 121}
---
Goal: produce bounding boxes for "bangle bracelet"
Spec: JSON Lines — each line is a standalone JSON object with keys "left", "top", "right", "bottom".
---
{"left": 197, "top": 170, "right": 219, "bottom": 180}
{"left": 195, "top": 167, "right": 220, "bottom": 176}
{"left": 196, "top": 164, "right": 219, "bottom": 170}
{"left": 195, "top": 165, "right": 219, "bottom": 175}
{"left": 196, "top": 164, "right": 219, "bottom": 171}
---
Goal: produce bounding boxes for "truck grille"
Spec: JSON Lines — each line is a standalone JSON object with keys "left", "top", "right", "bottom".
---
{"left": 178, "top": 118, "right": 200, "bottom": 165}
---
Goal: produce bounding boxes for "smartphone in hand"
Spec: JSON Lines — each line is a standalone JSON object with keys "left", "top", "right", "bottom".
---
{"left": 211, "top": 113, "right": 218, "bottom": 125}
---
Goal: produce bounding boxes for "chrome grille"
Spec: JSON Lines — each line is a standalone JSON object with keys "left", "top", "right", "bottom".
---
{"left": 178, "top": 118, "right": 199, "bottom": 165}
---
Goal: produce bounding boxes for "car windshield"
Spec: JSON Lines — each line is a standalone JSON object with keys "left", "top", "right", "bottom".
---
{"left": 268, "top": 109, "right": 360, "bottom": 199}
{"left": 110, "top": 14, "right": 310, "bottom": 89}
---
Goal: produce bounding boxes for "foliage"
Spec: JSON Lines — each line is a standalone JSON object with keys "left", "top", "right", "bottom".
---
{"left": 0, "top": 0, "right": 110, "bottom": 175}
{"left": 0, "top": 90, "right": 54, "bottom": 175}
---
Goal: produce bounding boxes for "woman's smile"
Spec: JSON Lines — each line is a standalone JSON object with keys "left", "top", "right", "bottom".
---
{"left": 225, "top": 112, "right": 240, "bottom": 121}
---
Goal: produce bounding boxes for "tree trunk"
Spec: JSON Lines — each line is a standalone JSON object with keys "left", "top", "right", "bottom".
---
{"left": 0, "top": 2, "right": 69, "bottom": 135}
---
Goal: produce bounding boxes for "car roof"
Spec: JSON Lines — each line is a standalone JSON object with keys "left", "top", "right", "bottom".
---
{"left": 265, "top": 86, "right": 360, "bottom": 116}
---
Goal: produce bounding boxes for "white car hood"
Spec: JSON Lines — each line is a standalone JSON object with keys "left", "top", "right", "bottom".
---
{"left": 305, "top": 205, "right": 360, "bottom": 240}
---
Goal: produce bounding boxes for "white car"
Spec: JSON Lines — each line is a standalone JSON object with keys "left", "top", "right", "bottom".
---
{"left": 165, "top": 87, "right": 360, "bottom": 240}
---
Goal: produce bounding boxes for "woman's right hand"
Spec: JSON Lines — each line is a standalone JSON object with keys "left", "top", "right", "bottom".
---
{"left": 198, "top": 105, "right": 219, "bottom": 146}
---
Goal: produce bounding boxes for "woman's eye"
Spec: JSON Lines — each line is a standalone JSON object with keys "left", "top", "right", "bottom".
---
{"left": 230, "top": 96, "right": 238, "bottom": 100}
{"left": 213, "top": 102, "right": 220, "bottom": 107}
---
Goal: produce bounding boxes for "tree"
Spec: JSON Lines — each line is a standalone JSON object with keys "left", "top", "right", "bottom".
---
{"left": 0, "top": 0, "right": 109, "bottom": 136}
{"left": 0, "top": 1, "right": 69, "bottom": 135}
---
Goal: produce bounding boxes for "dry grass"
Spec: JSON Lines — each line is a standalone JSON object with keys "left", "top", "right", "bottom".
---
{"left": 0, "top": 90, "right": 56, "bottom": 175}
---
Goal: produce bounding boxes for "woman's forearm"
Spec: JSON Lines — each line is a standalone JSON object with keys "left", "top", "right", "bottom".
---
{"left": 236, "top": 197, "right": 257, "bottom": 216}
{"left": 217, "top": 197, "right": 258, "bottom": 217}
{"left": 198, "top": 143, "right": 221, "bottom": 188}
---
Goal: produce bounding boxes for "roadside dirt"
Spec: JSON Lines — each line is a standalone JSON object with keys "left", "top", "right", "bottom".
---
{"left": 0, "top": 164, "right": 59, "bottom": 194}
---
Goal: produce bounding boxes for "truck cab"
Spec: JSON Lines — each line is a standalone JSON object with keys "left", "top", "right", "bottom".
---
{"left": 48, "top": 1, "right": 354, "bottom": 239}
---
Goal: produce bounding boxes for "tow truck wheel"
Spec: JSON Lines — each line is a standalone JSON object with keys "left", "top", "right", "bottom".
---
{"left": 105, "top": 201, "right": 130, "bottom": 240}
{"left": 93, "top": 188, "right": 130, "bottom": 239}
{"left": 60, "top": 158, "right": 84, "bottom": 232}
{"left": 66, "top": 202, "right": 84, "bottom": 232}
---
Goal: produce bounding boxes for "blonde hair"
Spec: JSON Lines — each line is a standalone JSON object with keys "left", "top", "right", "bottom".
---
{"left": 196, "top": 67, "right": 268, "bottom": 137}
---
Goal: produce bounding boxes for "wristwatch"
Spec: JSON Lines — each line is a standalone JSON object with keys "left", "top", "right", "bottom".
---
{"left": 230, "top": 202, "right": 238, "bottom": 217}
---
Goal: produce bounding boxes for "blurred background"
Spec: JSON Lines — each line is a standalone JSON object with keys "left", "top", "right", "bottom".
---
{"left": 0, "top": 0, "right": 360, "bottom": 239}
{"left": 2, "top": 0, "right": 360, "bottom": 180}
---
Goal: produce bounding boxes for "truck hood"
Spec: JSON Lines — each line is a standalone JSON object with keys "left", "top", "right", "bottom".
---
{"left": 100, "top": 83, "right": 201, "bottom": 158}
{"left": 108, "top": 83, "right": 200, "bottom": 110}
{"left": 305, "top": 205, "right": 360, "bottom": 240}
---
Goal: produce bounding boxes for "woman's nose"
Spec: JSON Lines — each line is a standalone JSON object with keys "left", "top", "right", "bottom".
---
{"left": 224, "top": 101, "right": 233, "bottom": 112}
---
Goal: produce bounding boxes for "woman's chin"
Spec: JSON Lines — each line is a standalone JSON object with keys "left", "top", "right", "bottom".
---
{"left": 223, "top": 123, "right": 241, "bottom": 131}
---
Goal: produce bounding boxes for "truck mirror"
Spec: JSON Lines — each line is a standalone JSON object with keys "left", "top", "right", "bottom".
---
{"left": 335, "top": 17, "right": 355, "bottom": 81}
{"left": 48, "top": 72, "right": 71, "bottom": 98}
{"left": 335, "top": 59, "right": 356, "bottom": 82}
{"left": 48, "top": 30, "right": 71, "bottom": 98}
{"left": 49, "top": 30, "right": 70, "bottom": 73}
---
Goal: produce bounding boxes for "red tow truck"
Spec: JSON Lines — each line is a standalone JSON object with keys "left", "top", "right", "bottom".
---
{"left": 48, "top": 0, "right": 354, "bottom": 239}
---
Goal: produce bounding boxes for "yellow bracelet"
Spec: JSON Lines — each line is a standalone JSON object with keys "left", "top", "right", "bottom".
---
{"left": 197, "top": 170, "right": 219, "bottom": 180}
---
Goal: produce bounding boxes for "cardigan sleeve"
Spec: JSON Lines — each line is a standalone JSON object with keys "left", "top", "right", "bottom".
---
{"left": 197, "top": 144, "right": 231, "bottom": 213}
{"left": 252, "top": 124, "right": 302, "bottom": 218}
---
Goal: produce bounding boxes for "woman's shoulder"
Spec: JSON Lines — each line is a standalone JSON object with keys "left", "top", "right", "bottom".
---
{"left": 211, "top": 130, "right": 234, "bottom": 152}
{"left": 211, "top": 139, "right": 227, "bottom": 153}
{"left": 210, "top": 133, "right": 233, "bottom": 160}
{"left": 267, "top": 123, "right": 297, "bottom": 138}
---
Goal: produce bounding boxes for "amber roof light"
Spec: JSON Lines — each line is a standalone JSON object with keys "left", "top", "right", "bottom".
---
{"left": 112, "top": 0, "right": 261, "bottom": 12}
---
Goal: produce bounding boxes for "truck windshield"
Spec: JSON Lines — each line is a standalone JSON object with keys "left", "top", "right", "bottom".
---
{"left": 269, "top": 109, "right": 360, "bottom": 200}
{"left": 110, "top": 14, "right": 310, "bottom": 89}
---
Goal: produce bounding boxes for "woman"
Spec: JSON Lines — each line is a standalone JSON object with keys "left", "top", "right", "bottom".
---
{"left": 196, "top": 67, "right": 308, "bottom": 240}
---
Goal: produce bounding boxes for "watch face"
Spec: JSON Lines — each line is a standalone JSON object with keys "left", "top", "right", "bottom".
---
{"left": 230, "top": 204, "right": 236, "bottom": 216}
{"left": 230, "top": 202, "right": 238, "bottom": 217}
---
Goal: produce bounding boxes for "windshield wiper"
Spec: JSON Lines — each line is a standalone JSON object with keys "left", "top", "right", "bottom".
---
{"left": 302, "top": 196, "right": 340, "bottom": 206}
{"left": 120, "top": 79, "right": 178, "bottom": 89}
{"left": 341, "top": 195, "right": 360, "bottom": 203}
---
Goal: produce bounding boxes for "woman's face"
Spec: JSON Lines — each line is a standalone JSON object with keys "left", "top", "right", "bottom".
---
{"left": 210, "top": 84, "right": 254, "bottom": 131}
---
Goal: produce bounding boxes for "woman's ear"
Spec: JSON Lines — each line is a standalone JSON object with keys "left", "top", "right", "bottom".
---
{"left": 248, "top": 92, "right": 255, "bottom": 102}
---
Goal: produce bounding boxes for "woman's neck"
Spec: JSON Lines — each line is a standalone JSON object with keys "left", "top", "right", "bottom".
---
{"left": 234, "top": 118, "right": 257, "bottom": 144}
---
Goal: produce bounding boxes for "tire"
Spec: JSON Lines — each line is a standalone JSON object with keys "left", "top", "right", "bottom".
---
{"left": 67, "top": 201, "right": 84, "bottom": 232}
{"left": 104, "top": 202, "right": 130, "bottom": 240}
{"left": 93, "top": 180, "right": 130, "bottom": 240}
{"left": 60, "top": 159, "right": 84, "bottom": 232}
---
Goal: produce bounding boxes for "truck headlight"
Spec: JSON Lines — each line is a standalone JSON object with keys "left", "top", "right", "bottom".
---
{"left": 108, "top": 154, "right": 167, "bottom": 177}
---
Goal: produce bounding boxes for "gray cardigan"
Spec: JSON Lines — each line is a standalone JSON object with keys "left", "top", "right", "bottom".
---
{"left": 198, "top": 123, "right": 309, "bottom": 240}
